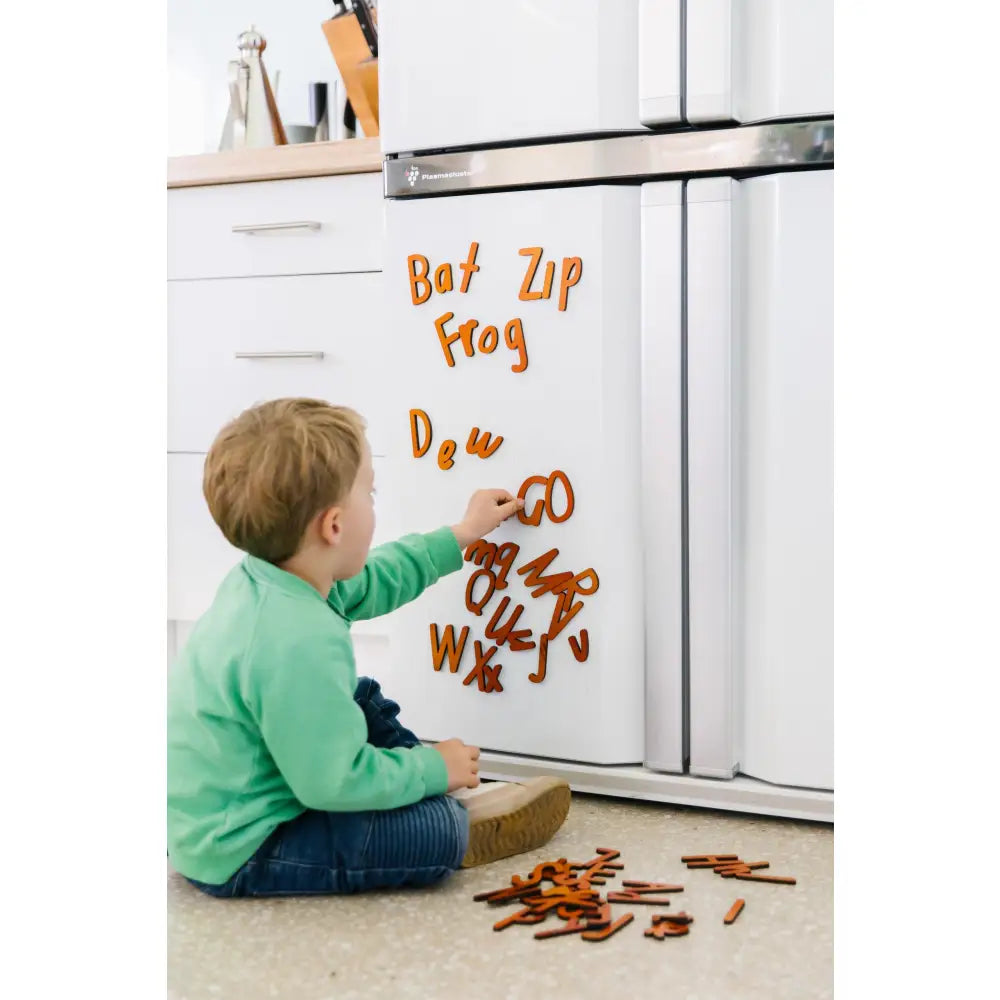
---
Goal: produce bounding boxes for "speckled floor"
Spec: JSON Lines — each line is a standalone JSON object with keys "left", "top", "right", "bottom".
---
{"left": 168, "top": 793, "right": 833, "bottom": 1000}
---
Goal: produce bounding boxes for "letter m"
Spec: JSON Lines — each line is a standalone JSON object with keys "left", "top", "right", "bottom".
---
{"left": 464, "top": 540, "right": 498, "bottom": 568}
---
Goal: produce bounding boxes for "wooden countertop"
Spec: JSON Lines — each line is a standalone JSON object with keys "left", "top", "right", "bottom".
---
{"left": 167, "top": 137, "right": 383, "bottom": 189}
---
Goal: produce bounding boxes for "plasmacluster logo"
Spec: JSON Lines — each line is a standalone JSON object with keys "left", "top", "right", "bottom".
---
{"left": 405, "top": 164, "right": 420, "bottom": 187}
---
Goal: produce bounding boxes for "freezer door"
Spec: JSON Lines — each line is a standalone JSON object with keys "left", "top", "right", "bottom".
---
{"left": 686, "top": 0, "right": 833, "bottom": 124}
{"left": 379, "top": 0, "right": 643, "bottom": 154}
{"left": 685, "top": 170, "right": 833, "bottom": 790}
{"left": 382, "top": 187, "right": 645, "bottom": 764}
{"left": 638, "top": 0, "right": 683, "bottom": 127}
{"left": 639, "top": 181, "right": 685, "bottom": 772}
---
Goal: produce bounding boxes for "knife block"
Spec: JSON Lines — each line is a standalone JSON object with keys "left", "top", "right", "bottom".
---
{"left": 321, "top": 14, "right": 379, "bottom": 137}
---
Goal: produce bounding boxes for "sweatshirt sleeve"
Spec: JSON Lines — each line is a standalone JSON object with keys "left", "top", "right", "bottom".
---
{"left": 248, "top": 628, "right": 448, "bottom": 812}
{"left": 328, "top": 526, "right": 464, "bottom": 623}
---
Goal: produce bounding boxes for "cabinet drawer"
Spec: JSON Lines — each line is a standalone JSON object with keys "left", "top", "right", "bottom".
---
{"left": 168, "top": 173, "right": 384, "bottom": 280}
{"left": 168, "top": 453, "right": 244, "bottom": 622}
{"left": 168, "top": 272, "right": 389, "bottom": 455}
{"left": 168, "top": 453, "right": 398, "bottom": 624}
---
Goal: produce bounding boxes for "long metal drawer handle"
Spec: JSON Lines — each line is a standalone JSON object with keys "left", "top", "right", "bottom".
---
{"left": 234, "top": 351, "right": 325, "bottom": 360}
{"left": 231, "top": 221, "right": 322, "bottom": 235}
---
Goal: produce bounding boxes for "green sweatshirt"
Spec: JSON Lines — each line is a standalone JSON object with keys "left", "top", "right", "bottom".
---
{"left": 167, "top": 527, "right": 462, "bottom": 885}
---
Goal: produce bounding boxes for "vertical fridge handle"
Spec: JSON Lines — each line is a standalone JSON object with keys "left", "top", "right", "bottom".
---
{"left": 640, "top": 181, "right": 685, "bottom": 773}
{"left": 638, "top": 0, "right": 683, "bottom": 126}
{"left": 686, "top": 177, "right": 742, "bottom": 778}
{"left": 685, "top": 0, "right": 735, "bottom": 123}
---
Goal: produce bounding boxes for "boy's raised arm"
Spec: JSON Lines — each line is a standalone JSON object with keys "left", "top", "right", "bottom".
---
{"left": 329, "top": 489, "right": 523, "bottom": 622}
{"left": 329, "top": 526, "right": 463, "bottom": 622}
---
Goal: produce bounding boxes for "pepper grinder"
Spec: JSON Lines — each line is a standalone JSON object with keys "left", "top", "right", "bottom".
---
{"left": 219, "top": 26, "right": 287, "bottom": 151}
{"left": 309, "top": 82, "right": 330, "bottom": 142}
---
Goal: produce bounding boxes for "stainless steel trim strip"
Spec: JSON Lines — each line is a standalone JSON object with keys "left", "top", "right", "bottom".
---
{"left": 385, "top": 119, "right": 833, "bottom": 198}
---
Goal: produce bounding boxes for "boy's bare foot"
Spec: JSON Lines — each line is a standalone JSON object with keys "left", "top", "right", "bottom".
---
{"left": 452, "top": 776, "right": 571, "bottom": 868}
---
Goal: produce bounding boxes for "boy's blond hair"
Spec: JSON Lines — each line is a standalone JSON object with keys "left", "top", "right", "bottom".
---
{"left": 203, "top": 398, "right": 367, "bottom": 563}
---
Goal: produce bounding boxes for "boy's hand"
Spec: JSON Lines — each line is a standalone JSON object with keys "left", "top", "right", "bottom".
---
{"left": 451, "top": 489, "right": 524, "bottom": 549}
{"left": 436, "top": 738, "right": 481, "bottom": 792}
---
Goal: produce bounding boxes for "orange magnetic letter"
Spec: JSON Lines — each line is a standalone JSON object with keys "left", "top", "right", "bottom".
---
{"left": 466, "top": 426, "right": 504, "bottom": 459}
{"left": 558, "top": 257, "right": 583, "bottom": 311}
{"left": 407, "top": 254, "right": 431, "bottom": 305}
{"left": 437, "top": 439, "right": 457, "bottom": 470}
{"left": 459, "top": 242, "right": 480, "bottom": 293}
{"left": 518, "top": 247, "right": 544, "bottom": 301}
{"left": 409, "top": 409, "right": 432, "bottom": 458}
{"left": 429, "top": 624, "right": 469, "bottom": 673}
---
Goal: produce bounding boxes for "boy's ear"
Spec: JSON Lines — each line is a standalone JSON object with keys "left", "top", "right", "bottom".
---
{"left": 317, "top": 506, "right": 343, "bottom": 547}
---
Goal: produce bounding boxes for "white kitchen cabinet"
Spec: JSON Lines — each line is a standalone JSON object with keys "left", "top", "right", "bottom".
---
{"left": 167, "top": 453, "right": 244, "bottom": 623}
{"left": 167, "top": 173, "right": 384, "bottom": 280}
{"left": 167, "top": 167, "right": 392, "bottom": 663}
{"left": 167, "top": 452, "right": 398, "bottom": 626}
{"left": 641, "top": 169, "right": 833, "bottom": 791}
{"left": 379, "top": 0, "right": 645, "bottom": 153}
{"left": 381, "top": 185, "right": 647, "bottom": 764}
{"left": 168, "top": 272, "right": 390, "bottom": 456}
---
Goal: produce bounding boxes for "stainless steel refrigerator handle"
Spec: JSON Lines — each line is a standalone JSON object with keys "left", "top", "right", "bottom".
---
{"left": 234, "top": 351, "right": 325, "bottom": 360}
{"left": 231, "top": 221, "right": 322, "bottom": 234}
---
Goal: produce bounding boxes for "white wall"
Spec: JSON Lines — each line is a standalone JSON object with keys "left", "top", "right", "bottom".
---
{"left": 168, "top": 0, "right": 356, "bottom": 155}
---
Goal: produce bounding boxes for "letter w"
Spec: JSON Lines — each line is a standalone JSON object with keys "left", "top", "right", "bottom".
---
{"left": 466, "top": 426, "right": 504, "bottom": 459}
{"left": 429, "top": 624, "right": 469, "bottom": 673}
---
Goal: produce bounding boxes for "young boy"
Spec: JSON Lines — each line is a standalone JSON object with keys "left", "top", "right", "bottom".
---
{"left": 167, "top": 398, "right": 570, "bottom": 897}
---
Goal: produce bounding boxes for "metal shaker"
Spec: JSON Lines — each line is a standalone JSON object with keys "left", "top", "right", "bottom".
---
{"left": 219, "top": 26, "right": 287, "bottom": 151}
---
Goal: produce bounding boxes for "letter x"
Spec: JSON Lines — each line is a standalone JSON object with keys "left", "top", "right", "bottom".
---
{"left": 463, "top": 641, "right": 504, "bottom": 693}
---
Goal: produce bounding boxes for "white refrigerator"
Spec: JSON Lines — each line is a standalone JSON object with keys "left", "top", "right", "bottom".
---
{"left": 378, "top": 166, "right": 832, "bottom": 792}
{"left": 374, "top": 0, "right": 834, "bottom": 815}
{"left": 379, "top": 0, "right": 833, "bottom": 154}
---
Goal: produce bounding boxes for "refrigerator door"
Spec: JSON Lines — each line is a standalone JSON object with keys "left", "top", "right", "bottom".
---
{"left": 379, "top": 0, "right": 644, "bottom": 154}
{"left": 639, "top": 181, "right": 685, "bottom": 772}
{"left": 737, "top": 170, "right": 833, "bottom": 790}
{"left": 685, "top": 169, "right": 832, "bottom": 789}
{"left": 638, "top": 0, "right": 683, "bottom": 127}
{"left": 382, "top": 186, "right": 645, "bottom": 763}
{"left": 686, "top": 0, "right": 833, "bottom": 124}
{"left": 686, "top": 176, "right": 742, "bottom": 778}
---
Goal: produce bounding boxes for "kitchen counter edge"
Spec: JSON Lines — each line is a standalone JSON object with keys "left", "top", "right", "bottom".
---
{"left": 167, "top": 138, "right": 383, "bottom": 189}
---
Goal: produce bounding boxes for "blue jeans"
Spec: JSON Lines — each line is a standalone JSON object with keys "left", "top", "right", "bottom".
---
{"left": 187, "top": 677, "right": 469, "bottom": 898}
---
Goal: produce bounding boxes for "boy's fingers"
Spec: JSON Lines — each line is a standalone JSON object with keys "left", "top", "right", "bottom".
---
{"left": 497, "top": 499, "right": 520, "bottom": 519}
